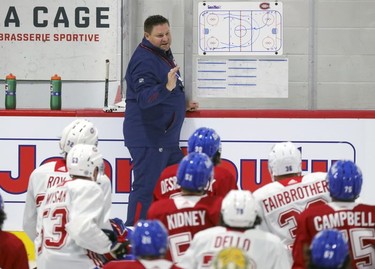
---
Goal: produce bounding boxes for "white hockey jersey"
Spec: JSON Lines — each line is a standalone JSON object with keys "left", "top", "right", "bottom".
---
{"left": 23, "top": 159, "right": 112, "bottom": 241}
{"left": 36, "top": 178, "right": 112, "bottom": 269}
{"left": 177, "top": 226, "right": 291, "bottom": 269}
{"left": 252, "top": 172, "right": 331, "bottom": 255}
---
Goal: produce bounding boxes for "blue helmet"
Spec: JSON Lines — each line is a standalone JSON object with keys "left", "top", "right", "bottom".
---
{"left": 327, "top": 160, "right": 363, "bottom": 201}
{"left": 188, "top": 127, "right": 221, "bottom": 158}
{"left": 176, "top": 152, "right": 213, "bottom": 192}
{"left": 132, "top": 220, "right": 168, "bottom": 257}
{"left": 310, "top": 229, "right": 349, "bottom": 268}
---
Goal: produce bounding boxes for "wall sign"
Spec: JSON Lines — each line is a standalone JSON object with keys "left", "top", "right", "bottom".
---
{"left": 0, "top": 0, "right": 120, "bottom": 80}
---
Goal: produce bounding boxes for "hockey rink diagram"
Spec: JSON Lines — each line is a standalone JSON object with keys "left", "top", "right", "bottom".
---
{"left": 198, "top": 2, "right": 283, "bottom": 55}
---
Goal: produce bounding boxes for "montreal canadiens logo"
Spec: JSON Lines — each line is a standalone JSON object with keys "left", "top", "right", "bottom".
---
{"left": 260, "top": 2, "right": 270, "bottom": 9}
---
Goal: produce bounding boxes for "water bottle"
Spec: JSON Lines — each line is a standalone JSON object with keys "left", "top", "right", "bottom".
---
{"left": 5, "top": 73, "right": 16, "bottom": 109}
{"left": 50, "top": 74, "right": 62, "bottom": 110}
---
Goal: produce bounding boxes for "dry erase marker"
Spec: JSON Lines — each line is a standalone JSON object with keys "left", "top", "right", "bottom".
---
{"left": 175, "top": 73, "right": 183, "bottom": 83}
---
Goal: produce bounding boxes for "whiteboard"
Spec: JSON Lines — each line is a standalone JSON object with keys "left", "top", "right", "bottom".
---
{"left": 196, "top": 57, "right": 288, "bottom": 98}
{"left": 198, "top": 2, "right": 283, "bottom": 56}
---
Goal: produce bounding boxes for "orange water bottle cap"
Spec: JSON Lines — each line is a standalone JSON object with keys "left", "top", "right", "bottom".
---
{"left": 6, "top": 73, "right": 16, "bottom": 79}
{"left": 51, "top": 74, "right": 61, "bottom": 80}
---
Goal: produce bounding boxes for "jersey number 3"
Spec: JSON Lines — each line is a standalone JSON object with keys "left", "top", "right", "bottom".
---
{"left": 40, "top": 207, "right": 69, "bottom": 252}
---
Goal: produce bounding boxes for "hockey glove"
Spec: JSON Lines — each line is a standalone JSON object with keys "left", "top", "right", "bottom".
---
{"left": 109, "top": 239, "right": 132, "bottom": 259}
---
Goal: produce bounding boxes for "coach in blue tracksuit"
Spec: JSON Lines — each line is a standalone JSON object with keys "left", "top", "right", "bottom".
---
{"left": 123, "top": 15, "right": 198, "bottom": 226}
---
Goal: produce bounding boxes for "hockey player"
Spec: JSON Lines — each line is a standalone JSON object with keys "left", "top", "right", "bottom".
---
{"left": 252, "top": 142, "right": 331, "bottom": 260}
{"left": 103, "top": 220, "right": 182, "bottom": 268}
{"left": 0, "top": 192, "right": 29, "bottom": 269}
{"left": 153, "top": 127, "right": 237, "bottom": 201}
{"left": 177, "top": 190, "right": 291, "bottom": 269}
{"left": 293, "top": 160, "right": 374, "bottom": 269}
{"left": 147, "top": 152, "right": 223, "bottom": 263}
{"left": 23, "top": 118, "right": 112, "bottom": 242}
{"left": 36, "top": 144, "right": 130, "bottom": 269}
{"left": 307, "top": 229, "right": 351, "bottom": 269}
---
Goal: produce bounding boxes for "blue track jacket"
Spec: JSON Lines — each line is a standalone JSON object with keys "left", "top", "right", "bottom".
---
{"left": 123, "top": 38, "right": 186, "bottom": 147}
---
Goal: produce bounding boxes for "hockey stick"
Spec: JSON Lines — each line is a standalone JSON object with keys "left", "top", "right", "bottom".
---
{"left": 104, "top": 59, "right": 110, "bottom": 108}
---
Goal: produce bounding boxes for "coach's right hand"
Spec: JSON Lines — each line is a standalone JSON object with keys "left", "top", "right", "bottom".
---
{"left": 166, "top": 66, "right": 180, "bottom": 91}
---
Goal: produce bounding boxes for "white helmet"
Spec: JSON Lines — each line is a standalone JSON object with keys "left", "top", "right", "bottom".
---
{"left": 59, "top": 119, "right": 98, "bottom": 155}
{"left": 67, "top": 144, "right": 103, "bottom": 180}
{"left": 268, "top": 141, "right": 302, "bottom": 178}
{"left": 221, "top": 190, "right": 257, "bottom": 228}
